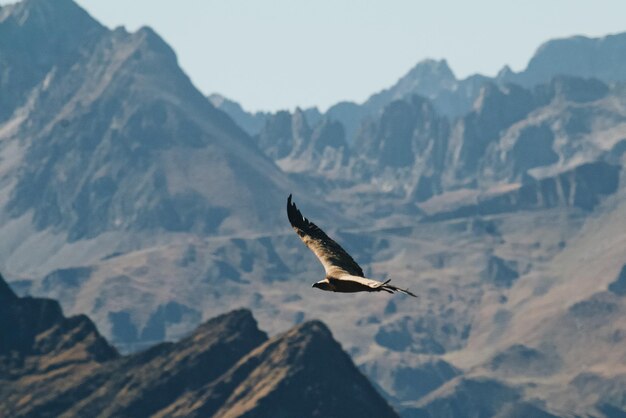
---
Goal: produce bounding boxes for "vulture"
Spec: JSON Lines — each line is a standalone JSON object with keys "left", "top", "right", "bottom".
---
{"left": 287, "top": 194, "right": 417, "bottom": 297}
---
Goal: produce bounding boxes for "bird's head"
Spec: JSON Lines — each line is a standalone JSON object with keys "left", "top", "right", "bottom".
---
{"left": 312, "top": 281, "right": 330, "bottom": 291}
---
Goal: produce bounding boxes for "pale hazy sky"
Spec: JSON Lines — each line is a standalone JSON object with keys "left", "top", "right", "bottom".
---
{"left": 4, "top": 0, "right": 626, "bottom": 111}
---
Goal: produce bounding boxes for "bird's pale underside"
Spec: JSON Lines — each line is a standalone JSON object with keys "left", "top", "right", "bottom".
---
{"left": 287, "top": 194, "right": 417, "bottom": 297}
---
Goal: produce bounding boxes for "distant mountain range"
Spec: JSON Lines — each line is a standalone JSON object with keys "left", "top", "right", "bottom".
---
{"left": 251, "top": 74, "right": 625, "bottom": 209}
{"left": 214, "top": 31, "right": 626, "bottom": 138}
{"left": 215, "top": 31, "right": 626, "bottom": 215}
{"left": 2, "top": 1, "right": 626, "bottom": 417}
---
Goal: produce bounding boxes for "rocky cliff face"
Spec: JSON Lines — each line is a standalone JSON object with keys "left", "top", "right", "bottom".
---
{"left": 426, "top": 162, "right": 621, "bottom": 221}
{"left": 256, "top": 109, "right": 311, "bottom": 159}
{"left": 0, "top": 0, "right": 296, "bottom": 248}
{"left": 256, "top": 110, "right": 349, "bottom": 175}
{"left": 356, "top": 96, "right": 448, "bottom": 169}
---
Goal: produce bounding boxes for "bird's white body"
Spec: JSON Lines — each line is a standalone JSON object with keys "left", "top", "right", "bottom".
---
{"left": 287, "top": 195, "right": 416, "bottom": 297}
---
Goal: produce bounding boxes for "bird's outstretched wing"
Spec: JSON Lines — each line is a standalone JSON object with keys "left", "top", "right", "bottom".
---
{"left": 287, "top": 194, "right": 364, "bottom": 278}
{"left": 333, "top": 275, "right": 418, "bottom": 297}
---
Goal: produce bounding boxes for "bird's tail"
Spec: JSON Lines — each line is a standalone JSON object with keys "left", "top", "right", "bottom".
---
{"left": 380, "top": 280, "right": 417, "bottom": 298}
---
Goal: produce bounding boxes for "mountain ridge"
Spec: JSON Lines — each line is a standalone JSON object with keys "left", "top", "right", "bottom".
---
{"left": 218, "top": 30, "right": 626, "bottom": 148}
{"left": 0, "top": 273, "right": 399, "bottom": 418}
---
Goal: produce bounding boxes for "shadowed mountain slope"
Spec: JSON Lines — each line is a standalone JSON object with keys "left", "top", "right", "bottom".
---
{"left": 0, "top": 274, "right": 398, "bottom": 417}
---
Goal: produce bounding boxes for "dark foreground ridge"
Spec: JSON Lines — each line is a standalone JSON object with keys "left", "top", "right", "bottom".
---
{"left": 0, "top": 273, "right": 398, "bottom": 418}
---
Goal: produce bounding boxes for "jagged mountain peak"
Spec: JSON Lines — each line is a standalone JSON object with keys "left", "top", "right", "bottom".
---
{"left": 402, "top": 58, "right": 456, "bottom": 86}
{"left": 496, "top": 64, "right": 514, "bottom": 79}
{"left": 500, "top": 31, "right": 626, "bottom": 87}
{"left": 239, "top": 320, "right": 340, "bottom": 369}
{"left": 276, "top": 319, "right": 335, "bottom": 350}
{"left": 0, "top": 0, "right": 101, "bottom": 32}
{"left": 0, "top": 273, "right": 17, "bottom": 302}
{"left": 0, "top": 273, "right": 118, "bottom": 363}
{"left": 132, "top": 25, "right": 178, "bottom": 63}
{"left": 366, "top": 58, "right": 458, "bottom": 113}
{"left": 189, "top": 308, "right": 266, "bottom": 343}
{"left": 0, "top": 0, "right": 105, "bottom": 121}
{"left": 291, "top": 106, "right": 310, "bottom": 128}
{"left": 193, "top": 318, "right": 399, "bottom": 418}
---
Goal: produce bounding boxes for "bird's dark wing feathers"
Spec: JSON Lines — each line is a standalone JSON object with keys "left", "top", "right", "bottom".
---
{"left": 287, "top": 194, "right": 364, "bottom": 278}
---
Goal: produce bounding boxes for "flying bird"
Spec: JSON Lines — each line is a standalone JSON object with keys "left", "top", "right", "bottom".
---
{"left": 287, "top": 194, "right": 417, "bottom": 297}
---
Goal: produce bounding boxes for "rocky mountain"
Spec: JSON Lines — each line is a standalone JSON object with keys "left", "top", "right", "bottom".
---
{"left": 256, "top": 109, "right": 349, "bottom": 176}
{"left": 499, "top": 32, "right": 626, "bottom": 88}
{"left": 364, "top": 30, "right": 626, "bottom": 124}
{"left": 251, "top": 74, "right": 626, "bottom": 205}
{"left": 0, "top": 273, "right": 398, "bottom": 417}
{"left": 0, "top": 272, "right": 117, "bottom": 377}
{"left": 3, "top": 1, "right": 626, "bottom": 417}
{"left": 0, "top": 0, "right": 106, "bottom": 122}
{"left": 218, "top": 31, "right": 626, "bottom": 146}
{"left": 0, "top": 0, "right": 333, "bottom": 279}
{"left": 2, "top": 1, "right": 295, "bottom": 241}
{"left": 354, "top": 59, "right": 491, "bottom": 122}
